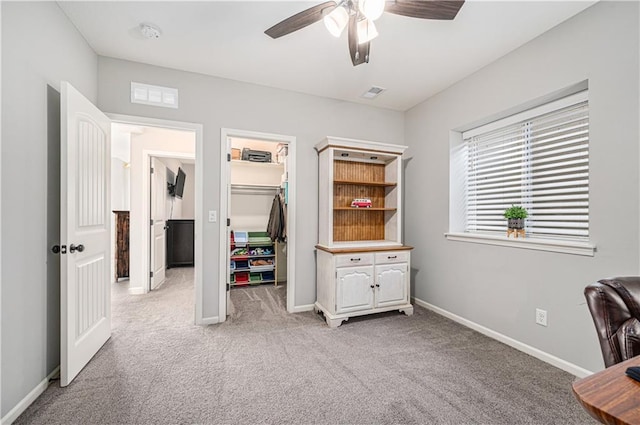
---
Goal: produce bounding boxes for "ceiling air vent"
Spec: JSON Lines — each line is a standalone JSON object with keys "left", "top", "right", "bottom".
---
{"left": 361, "top": 86, "right": 386, "bottom": 99}
{"left": 130, "top": 82, "right": 179, "bottom": 109}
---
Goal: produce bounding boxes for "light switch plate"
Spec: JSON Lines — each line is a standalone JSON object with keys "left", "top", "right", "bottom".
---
{"left": 208, "top": 210, "right": 217, "bottom": 223}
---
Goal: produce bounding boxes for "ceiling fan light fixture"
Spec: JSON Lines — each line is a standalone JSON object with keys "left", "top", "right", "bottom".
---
{"left": 356, "top": 19, "right": 378, "bottom": 44}
{"left": 358, "top": 0, "right": 385, "bottom": 21}
{"left": 323, "top": 6, "right": 349, "bottom": 37}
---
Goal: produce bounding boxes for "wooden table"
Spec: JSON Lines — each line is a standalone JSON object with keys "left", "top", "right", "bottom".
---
{"left": 573, "top": 356, "right": 640, "bottom": 424}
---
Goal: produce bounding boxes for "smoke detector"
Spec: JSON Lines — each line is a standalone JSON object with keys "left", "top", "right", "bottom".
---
{"left": 140, "top": 24, "right": 161, "bottom": 39}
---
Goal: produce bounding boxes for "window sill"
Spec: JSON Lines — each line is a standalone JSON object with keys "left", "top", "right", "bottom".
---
{"left": 444, "top": 232, "right": 596, "bottom": 257}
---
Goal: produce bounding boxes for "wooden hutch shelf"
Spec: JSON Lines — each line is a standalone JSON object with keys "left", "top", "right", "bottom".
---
{"left": 314, "top": 136, "right": 413, "bottom": 328}
{"left": 333, "top": 207, "right": 397, "bottom": 211}
{"left": 333, "top": 180, "right": 398, "bottom": 187}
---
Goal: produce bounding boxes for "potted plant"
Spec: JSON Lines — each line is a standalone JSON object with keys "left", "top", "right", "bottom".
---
{"left": 504, "top": 205, "right": 528, "bottom": 230}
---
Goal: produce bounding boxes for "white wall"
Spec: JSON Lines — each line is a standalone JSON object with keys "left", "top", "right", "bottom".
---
{"left": 97, "top": 57, "right": 405, "bottom": 318}
{"left": 1, "top": 2, "right": 98, "bottom": 418}
{"left": 128, "top": 127, "right": 195, "bottom": 293}
{"left": 404, "top": 1, "right": 639, "bottom": 373}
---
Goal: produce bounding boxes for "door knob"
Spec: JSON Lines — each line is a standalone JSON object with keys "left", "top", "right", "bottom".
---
{"left": 51, "top": 245, "right": 60, "bottom": 254}
{"left": 69, "top": 244, "right": 84, "bottom": 253}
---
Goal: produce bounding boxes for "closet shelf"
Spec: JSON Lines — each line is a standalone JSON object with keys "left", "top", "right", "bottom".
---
{"left": 230, "top": 230, "right": 278, "bottom": 287}
{"left": 230, "top": 254, "right": 275, "bottom": 260}
{"left": 333, "top": 179, "right": 397, "bottom": 187}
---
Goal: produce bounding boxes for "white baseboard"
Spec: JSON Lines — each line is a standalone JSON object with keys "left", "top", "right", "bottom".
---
{"left": 1, "top": 366, "right": 60, "bottom": 425}
{"left": 199, "top": 316, "right": 220, "bottom": 325}
{"left": 290, "top": 303, "right": 314, "bottom": 313}
{"left": 128, "top": 287, "right": 145, "bottom": 295}
{"left": 412, "top": 297, "right": 593, "bottom": 378}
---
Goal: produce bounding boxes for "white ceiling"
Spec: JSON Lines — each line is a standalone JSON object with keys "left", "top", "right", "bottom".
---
{"left": 58, "top": 1, "right": 597, "bottom": 111}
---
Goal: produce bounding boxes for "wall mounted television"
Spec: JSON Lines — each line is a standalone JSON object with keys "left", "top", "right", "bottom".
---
{"left": 174, "top": 167, "right": 186, "bottom": 199}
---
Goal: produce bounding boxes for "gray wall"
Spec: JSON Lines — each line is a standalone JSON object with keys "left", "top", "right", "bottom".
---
{"left": 97, "top": 57, "right": 405, "bottom": 317}
{"left": 1, "top": 2, "right": 98, "bottom": 417}
{"left": 181, "top": 164, "right": 196, "bottom": 220}
{"left": 404, "top": 1, "right": 640, "bottom": 373}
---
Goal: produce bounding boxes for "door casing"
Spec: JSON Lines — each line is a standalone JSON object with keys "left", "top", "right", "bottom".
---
{"left": 219, "top": 128, "right": 297, "bottom": 319}
{"left": 108, "top": 114, "right": 205, "bottom": 324}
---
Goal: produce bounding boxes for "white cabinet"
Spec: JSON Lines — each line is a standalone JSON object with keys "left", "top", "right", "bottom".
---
{"left": 315, "top": 248, "right": 413, "bottom": 328}
{"left": 314, "top": 137, "right": 413, "bottom": 328}
{"left": 375, "top": 263, "right": 408, "bottom": 308}
{"left": 336, "top": 266, "right": 374, "bottom": 313}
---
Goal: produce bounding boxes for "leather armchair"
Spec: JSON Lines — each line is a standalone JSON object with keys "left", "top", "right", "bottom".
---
{"left": 585, "top": 277, "right": 640, "bottom": 368}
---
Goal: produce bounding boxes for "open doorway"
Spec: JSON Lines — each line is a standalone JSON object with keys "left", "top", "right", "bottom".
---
{"left": 110, "top": 117, "right": 204, "bottom": 323}
{"left": 219, "top": 129, "right": 297, "bottom": 321}
{"left": 149, "top": 155, "right": 196, "bottom": 291}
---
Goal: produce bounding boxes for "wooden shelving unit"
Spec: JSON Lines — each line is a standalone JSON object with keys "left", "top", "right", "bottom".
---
{"left": 229, "top": 231, "right": 277, "bottom": 287}
{"left": 314, "top": 137, "right": 413, "bottom": 328}
{"left": 316, "top": 139, "right": 405, "bottom": 247}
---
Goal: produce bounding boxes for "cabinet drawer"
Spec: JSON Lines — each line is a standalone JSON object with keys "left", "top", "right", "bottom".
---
{"left": 335, "top": 253, "right": 374, "bottom": 268}
{"left": 375, "top": 251, "right": 410, "bottom": 265}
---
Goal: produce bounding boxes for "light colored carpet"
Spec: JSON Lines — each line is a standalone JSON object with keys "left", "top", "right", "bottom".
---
{"left": 16, "top": 268, "right": 595, "bottom": 424}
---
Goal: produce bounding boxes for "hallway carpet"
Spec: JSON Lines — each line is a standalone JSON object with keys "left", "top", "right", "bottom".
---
{"left": 16, "top": 268, "right": 595, "bottom": 424}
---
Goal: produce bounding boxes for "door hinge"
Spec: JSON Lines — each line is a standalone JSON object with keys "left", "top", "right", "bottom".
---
{"left": 227, "top": 283, "right": 230, "bottom": 291}
{"left": 150, "top": 271, "right": 154, "bottom": 278}
{"left": 150, "top": 219, "right": 154, "bottom": 226}
{"left": 227, "top": 153, "right": 231, "bottom": 162}
{"left": 227, "top": 218, "right": 231, "bottom": 227}
{"left": 150, "top": 167, "right": 154, "bottom": 174}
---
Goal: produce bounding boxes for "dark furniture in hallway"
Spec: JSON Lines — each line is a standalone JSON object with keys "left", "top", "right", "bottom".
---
{"left": 113, "top": 210, "right": 130, "bottom": 280}
{"left": 166, "top": 219, "right": 194, "bottom": 268}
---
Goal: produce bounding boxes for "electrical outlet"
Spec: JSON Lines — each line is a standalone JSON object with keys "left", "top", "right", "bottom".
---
{"left": 536, "top": 308, "right": 548, "bottom": 327}
{"left": 208, "top": 210, "right": 217, "bottom": 223}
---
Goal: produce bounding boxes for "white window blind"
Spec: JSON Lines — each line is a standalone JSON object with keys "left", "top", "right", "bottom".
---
{"left": 463, "top": 92, "right": 589, "bottom": 240}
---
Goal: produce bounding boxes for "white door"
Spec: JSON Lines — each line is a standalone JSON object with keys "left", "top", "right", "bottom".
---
{"left": 375, "top": 263, "right": 408, "bottom": 308}
{"left": 150, "top": 157, "right": 167, "bottom": 290}
{"left": 60, "top": 81, "right": 111, "bottom": 387}
{"left": 336, "top": 266, "right": 375, "bottom": 314}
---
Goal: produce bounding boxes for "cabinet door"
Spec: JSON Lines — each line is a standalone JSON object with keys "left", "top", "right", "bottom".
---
{"left": 336, "top": 266, "right": 374, "bottom": 314}
{"left": 375, "top": 263, "right": 408, "bottom": 308}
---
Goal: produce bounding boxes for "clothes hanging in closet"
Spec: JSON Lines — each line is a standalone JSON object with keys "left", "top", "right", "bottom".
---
{"left": 267, "top": 192, "right": 286, "bottom": 242}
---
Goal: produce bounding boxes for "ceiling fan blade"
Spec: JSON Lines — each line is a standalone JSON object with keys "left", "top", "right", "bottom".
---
{"left": 348, "top": 13, "right": 371, "bottom": 66}
{"left": 385, "top": 0, "right": 465, "bottom": 20}
{"left": 265, "top": 1, "right": 337, "bottom": 39}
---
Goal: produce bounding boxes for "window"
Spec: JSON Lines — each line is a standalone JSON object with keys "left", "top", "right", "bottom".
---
{"left": 462, "top": 91, "right": 589, "bottom": 241}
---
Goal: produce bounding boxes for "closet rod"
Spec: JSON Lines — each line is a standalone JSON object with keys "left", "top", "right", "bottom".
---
{"left": 231, "top": 184, "right": 280, "bottom": 194}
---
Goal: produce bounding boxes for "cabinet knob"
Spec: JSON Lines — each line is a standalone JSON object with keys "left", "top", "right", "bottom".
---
{"left": 370, "top": 285, "right": 375, "bottom": 289}
{"left": 375, "top": 284, "right": 380, "bottom": 288}
{"left": 69, "top": 244, "right": 84, "bottom": 253}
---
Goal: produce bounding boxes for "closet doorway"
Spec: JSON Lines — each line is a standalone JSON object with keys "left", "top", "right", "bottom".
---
{"left": 219, "top": 129, "right": 296, "bottom": 320}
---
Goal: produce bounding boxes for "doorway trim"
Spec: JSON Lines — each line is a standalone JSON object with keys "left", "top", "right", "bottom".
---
{"left": 219, "top": 128, "right": 297, "bottom": 318}
{"left": 108, "top": 113, "right": 205, "bottom": 324}
{"left": 146, "top": 151, "right": 195, "bottom": 292}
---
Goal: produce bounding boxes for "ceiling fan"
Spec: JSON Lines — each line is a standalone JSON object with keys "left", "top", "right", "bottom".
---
{"left": 265, "top": 0, "right": 465, "bottom": 66}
